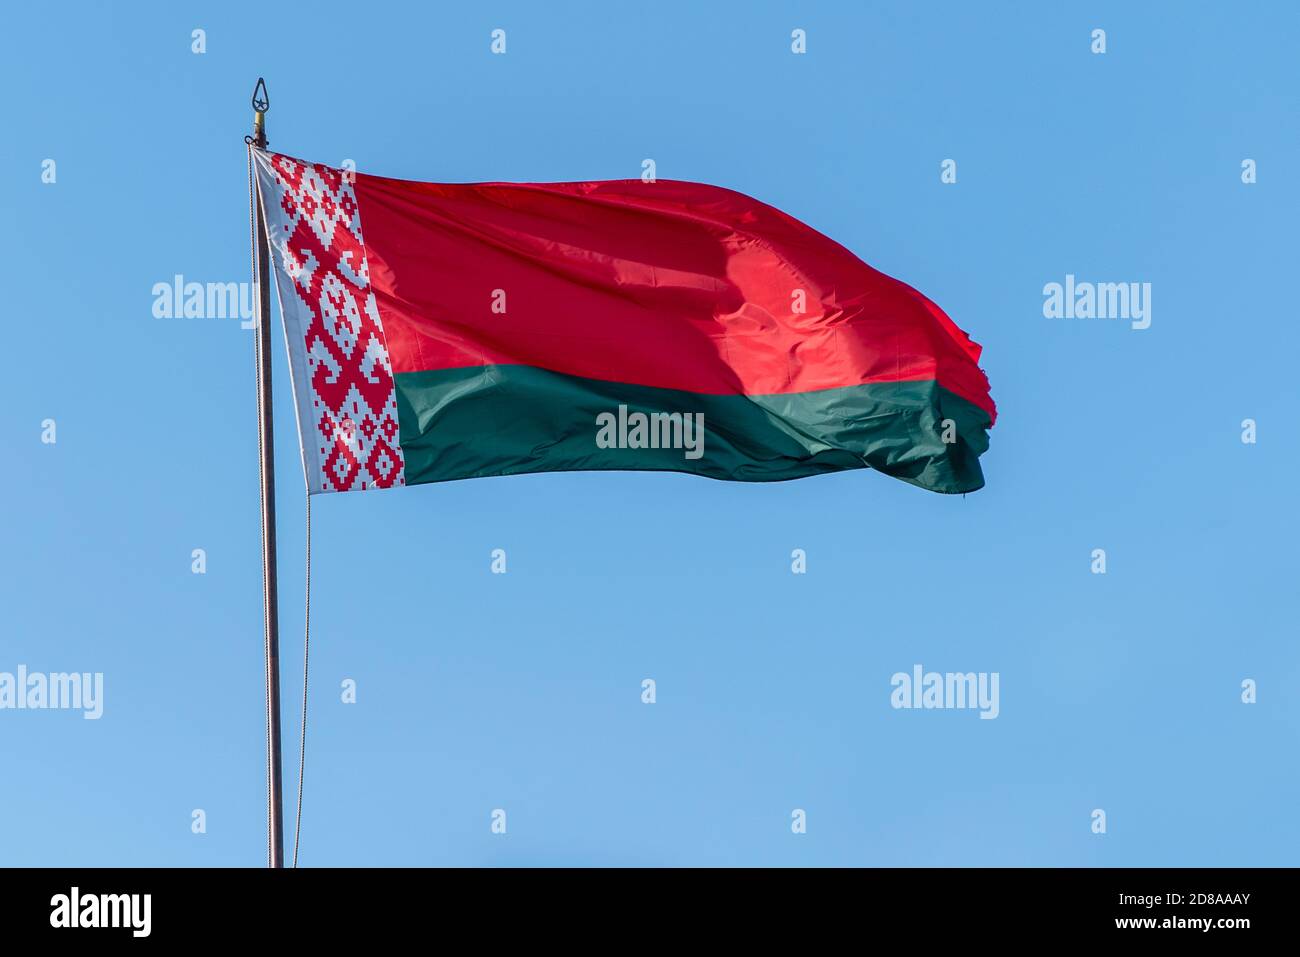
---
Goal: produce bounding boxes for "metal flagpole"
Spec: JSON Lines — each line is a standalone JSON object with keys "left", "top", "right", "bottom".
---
{"left": 248, "top": 76, "right": 285, "bottom": 868}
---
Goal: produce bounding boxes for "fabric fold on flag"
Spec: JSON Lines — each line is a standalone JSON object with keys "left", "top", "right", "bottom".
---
{"left": 253, "top": 148, "right": 995, "bottom": 495}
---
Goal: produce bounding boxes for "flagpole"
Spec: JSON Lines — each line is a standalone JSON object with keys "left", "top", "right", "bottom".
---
{"left": 249, "top": 76, "right": 285, "bottom": 868}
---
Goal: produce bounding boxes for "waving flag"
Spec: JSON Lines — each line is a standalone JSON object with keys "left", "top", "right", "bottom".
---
{"left": 253, "top": 149, "right": 995, "bottom": 495}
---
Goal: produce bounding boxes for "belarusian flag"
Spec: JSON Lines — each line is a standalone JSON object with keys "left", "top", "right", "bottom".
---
{"left": 253, "top": 149, "right": 995, "bottom": 495}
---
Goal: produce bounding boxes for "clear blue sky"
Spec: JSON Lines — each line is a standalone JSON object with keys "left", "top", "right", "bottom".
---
{"left": 2, "top": 1, "right": 1297, "bottom": 866}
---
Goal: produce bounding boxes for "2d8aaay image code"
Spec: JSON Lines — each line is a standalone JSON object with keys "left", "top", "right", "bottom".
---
{"left": 1114, "top": 891, "right": 1252, "bottom": 932}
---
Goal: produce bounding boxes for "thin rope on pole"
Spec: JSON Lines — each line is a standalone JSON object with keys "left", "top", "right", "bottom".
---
{"left": 292, "top": 492, "right": 312, "bottom": 868}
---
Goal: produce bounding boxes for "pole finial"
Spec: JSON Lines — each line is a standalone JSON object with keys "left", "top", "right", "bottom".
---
{"left": 252, "top": 77, "right": 269, "bottom": 113}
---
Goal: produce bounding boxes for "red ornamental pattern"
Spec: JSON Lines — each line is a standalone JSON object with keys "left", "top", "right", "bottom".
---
{"left": 263, "top": 153, "right": 404, "bottom": 492}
